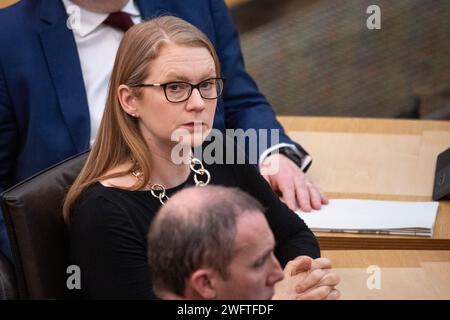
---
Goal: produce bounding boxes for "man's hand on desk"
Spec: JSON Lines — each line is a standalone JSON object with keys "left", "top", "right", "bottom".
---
{"left": 272, "top": 256, "right": 340, "bottom": 300}
{"left": 260, "top": 154, "right": 329, "bottom": 212}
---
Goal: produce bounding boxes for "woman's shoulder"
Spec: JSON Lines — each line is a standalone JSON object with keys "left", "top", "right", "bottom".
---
{"left": 73, "top": 182, "right": 120, "bottom": 214}
{"left": 69, "top": 181, "right": 141, "bottom": 232}
{"left": 71, "top": 164, "right": 149, "bottom": 223}
{"left": 72, "top": 161, "right": 139, "bottom": 214}
{"left": 99, "top": 162, "right": 137, "bottom": 189}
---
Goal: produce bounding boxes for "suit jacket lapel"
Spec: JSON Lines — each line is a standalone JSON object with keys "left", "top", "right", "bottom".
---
{"left": 136, "top": 0, "right": 167, "bottom": 20}
{"left": 38, "top": 0, "right": 90, "bottom": 153}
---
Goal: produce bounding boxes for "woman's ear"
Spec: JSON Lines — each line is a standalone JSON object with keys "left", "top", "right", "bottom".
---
{"left": 117, "top": 84, "right": 139, "bottom": 118}
{"left": 188, "top": 269, "right": 217, "bottom": 300}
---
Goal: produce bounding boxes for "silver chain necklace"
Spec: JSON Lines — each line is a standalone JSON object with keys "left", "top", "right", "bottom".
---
{"left": 132, "top": 155, "right": 211, "bottom": 205}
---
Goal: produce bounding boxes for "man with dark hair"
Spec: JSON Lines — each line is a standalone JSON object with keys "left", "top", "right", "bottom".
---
{"left": 148, "top": 186, "right": 339, "bottom": 300}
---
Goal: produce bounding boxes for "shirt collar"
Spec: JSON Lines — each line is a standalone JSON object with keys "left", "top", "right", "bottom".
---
{"left": 62, "top": 0, "right": 141, "bottom": 38}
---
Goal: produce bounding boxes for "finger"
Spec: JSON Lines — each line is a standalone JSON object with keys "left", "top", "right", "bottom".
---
{"left": 298, "top": 285, "right": 332, "bottom": 300}
{"left": 285, "top": 256, "right": 313, "bottom": 276}
{"left": 279, "top": 179, "right": 297, "bottom": 211}
{"left": 317, "top": 273, "right": 340, "bottom": 288}
{"left": 325, "top": 289, "right": 340, "bottom": 300}
{"left": 318, "top": 187, "right": 329, "bottom": 205}
{"left": 307, "top": 183, "right": 322, "bottom": 210}
{"left": 294, "top": 175, "right": 312, "bottom": 212}
{"left": 305, "top": 174, "right": 329, "bottom": 206}
{"left": 295, "top": 268, "right": 324, "bottom": 293}
{"left": 311, "top": 257, "right": 332, "bottom": 270}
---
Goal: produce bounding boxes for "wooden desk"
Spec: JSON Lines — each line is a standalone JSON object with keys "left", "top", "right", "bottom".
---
{"left": 278, "top": 116, "right": 450, "bottom": 250}
{"left": 322, "top": 250, "right": 450, "bottom": 299}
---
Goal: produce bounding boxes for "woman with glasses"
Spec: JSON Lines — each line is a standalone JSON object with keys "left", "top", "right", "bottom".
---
{"left": 63, "top": 16, "right": 325, "bottom": 299}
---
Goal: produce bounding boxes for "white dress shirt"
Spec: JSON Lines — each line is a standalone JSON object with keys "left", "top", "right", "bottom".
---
{"left": 62, "top": 0, "right": 141, "bottom": 146}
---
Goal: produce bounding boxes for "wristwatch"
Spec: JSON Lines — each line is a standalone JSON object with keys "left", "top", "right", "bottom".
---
{"left": 278, "top": 146, "right": 312, "bottom": 172}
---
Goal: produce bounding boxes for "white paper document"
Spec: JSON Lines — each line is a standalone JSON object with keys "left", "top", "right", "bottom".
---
{"left": 296, "top": 199, "right": 439, "bottom": 237}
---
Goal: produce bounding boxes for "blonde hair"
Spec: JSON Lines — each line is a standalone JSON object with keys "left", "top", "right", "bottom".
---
{"left": 63, "top": 16, "right": 221, "bottom": 222}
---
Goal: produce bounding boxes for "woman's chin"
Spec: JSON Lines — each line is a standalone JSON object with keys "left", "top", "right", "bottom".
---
{"left": 190, "top": 131, "right": 208, "bottom": 148}
{"left": 171, "top": 127, "right": 210, "bottom": 148}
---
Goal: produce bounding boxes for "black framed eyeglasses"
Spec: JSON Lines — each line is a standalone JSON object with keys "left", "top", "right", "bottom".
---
{"left": 130, "top": 77, "right": 225, "bottom": 103}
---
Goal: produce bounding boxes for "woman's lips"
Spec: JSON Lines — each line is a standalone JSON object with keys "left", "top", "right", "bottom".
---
{"left": 180, "top": 122, "right": 205, "bottom": 130}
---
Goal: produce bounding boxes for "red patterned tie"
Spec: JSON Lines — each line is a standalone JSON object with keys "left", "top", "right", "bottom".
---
{"left": 103, "top": 11, "right": 134, "bottom": 32}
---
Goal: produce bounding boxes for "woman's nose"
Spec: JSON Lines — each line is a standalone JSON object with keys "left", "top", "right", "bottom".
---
{"left": 185, "top": 88, "right": 206, "bottom": 111}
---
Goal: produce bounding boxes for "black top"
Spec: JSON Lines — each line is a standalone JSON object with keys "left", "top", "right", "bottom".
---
{"left": 69, "top": 145, "right": 320, "bottom": 299}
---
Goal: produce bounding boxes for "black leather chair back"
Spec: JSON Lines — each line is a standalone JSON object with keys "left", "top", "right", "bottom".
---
{"left": 0, "top": 151, "right": 88, "bottom": 299}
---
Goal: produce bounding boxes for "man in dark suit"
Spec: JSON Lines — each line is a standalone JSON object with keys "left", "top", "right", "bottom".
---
{"left": 0, "top": 0, "right": 328, "bottom": 259}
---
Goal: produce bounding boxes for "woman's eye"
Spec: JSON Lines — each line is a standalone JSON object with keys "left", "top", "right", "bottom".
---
{"left": 167, "top": 84, "right": 180, "bottom": 91}
{"left": 167, "top": 83, "right": 186, "bottom": 92}
{"left": 200, "top": 80, "right": 214, "bottom": 89}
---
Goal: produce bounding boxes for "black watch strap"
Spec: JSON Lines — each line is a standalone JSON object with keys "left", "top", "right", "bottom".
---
{"left": 278, "top": 146, "right": 312, "bottom": 172}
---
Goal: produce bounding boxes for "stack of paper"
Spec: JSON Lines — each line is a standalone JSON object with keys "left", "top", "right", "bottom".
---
{"left": 296, "top": 199, "right": 439, "bottom": 237}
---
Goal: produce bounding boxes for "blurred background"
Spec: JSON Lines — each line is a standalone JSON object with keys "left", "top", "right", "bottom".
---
{"left": 1, "top": 0, "right": 449, "bottom": 120}
{"left": 229, "top": 0, "right": 450, "bottom": 119}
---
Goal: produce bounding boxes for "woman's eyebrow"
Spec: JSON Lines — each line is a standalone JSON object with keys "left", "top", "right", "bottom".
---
{"left": 162, "top": 70, "right": 216, "bottom": 83}
{"left": 162, "top": 73, "right": 191, "bottom": 82}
